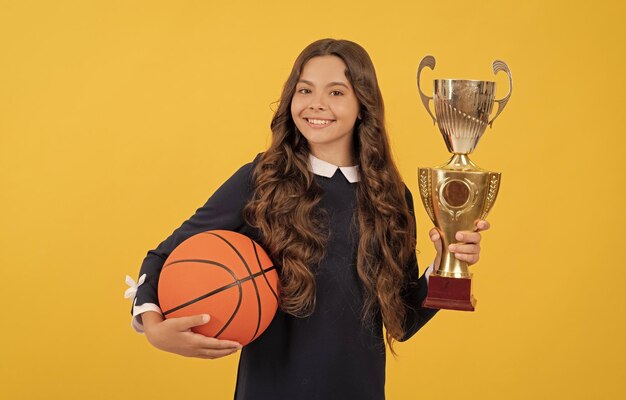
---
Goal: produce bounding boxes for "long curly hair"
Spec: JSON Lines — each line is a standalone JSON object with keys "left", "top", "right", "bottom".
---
{"left": 243, "top": 39, "right": 416, "bottom": 354}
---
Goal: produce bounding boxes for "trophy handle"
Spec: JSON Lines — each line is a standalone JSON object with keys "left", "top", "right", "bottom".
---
{"left": 417, "top": 56, "right": 437, "bottom": 125}
{"left": 488, "top": 60, "right": 513, "bottom": 128}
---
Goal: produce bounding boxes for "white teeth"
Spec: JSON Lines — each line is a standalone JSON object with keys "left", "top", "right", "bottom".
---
{"left": 308, "top": 119, "right": 332, "bottom": 125}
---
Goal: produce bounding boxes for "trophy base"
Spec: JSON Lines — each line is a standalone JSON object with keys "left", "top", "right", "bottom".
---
{"left": 422, "top": 275, "right": 476, "bottom": 311}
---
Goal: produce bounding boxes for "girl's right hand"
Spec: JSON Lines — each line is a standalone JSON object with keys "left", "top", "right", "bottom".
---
{"left": 144, "top": 313, "right": 243, "bottom": 359}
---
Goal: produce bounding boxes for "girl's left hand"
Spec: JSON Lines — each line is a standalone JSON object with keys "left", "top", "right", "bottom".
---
{"left": 429, "top": 220, "right": 491, "bottom": 270}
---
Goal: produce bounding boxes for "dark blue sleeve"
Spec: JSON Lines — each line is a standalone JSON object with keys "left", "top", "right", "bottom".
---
{"left": 398, "top": 185, "right": 439, "bottom": 342}
{"left": 131, "top": 157, "right": 257, "bottom": 314}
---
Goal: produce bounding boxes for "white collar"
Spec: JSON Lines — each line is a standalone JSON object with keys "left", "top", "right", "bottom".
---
{"left": 307, "top": 154, "right": 360, "bottom": 183}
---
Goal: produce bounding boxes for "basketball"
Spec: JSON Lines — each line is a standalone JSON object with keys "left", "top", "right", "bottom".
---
{"left": 158, "top": 230, "right": 279, "bottom": 346}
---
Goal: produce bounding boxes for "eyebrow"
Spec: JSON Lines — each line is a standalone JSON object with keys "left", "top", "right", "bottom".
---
{"left": 297, "top": 79, "right": 350, "bottom": 89}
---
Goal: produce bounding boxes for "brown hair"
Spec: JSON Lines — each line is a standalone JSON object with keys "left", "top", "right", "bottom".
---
{"left": 243, "top": 39, "right": 415, "bottom": 355}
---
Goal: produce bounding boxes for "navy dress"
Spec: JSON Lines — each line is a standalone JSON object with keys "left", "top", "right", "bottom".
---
{"left": 131, "top": 154, "right": 438, "bottom": 400}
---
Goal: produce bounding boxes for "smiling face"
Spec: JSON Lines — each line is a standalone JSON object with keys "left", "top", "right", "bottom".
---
{"left": 290, "top": 55, "right": 360, "bottom": 166}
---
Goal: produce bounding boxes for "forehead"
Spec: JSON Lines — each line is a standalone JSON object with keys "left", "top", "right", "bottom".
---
{"left": 300, "top": 55, "right": 350, "bottom": 84}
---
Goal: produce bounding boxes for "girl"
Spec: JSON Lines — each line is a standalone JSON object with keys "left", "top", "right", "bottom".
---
{"left": 126, "top": 39, "right": 490, "bottom": 399}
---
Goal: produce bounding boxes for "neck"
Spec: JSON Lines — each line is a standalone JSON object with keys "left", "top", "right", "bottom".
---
{"left": 309, "top": 146, "right": 356, "bottom": 167}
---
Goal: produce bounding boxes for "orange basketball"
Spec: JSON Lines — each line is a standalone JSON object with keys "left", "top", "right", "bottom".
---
{"left": 158, "top": 230, "right": 279, "bottom": 346}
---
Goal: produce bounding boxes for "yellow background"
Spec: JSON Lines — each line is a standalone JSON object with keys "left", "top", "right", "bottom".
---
{"left": 1, "top": 0, "right": 624, "bottom": 399}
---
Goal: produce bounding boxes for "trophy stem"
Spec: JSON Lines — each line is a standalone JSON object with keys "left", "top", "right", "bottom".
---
{"left": 437, "top": 153, "right": 485, "bottom": 172}
{"left": 436, "top": 250, "right": 471, "bottom": 278}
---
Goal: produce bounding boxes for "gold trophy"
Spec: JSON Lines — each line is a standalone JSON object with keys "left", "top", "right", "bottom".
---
{"left": 416, "top": 56, "right": 512, "bottom": 311}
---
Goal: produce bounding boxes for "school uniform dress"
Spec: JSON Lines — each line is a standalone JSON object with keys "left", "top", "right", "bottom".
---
{"left": 126, "top": 153, "right": 438, "bottom": 400}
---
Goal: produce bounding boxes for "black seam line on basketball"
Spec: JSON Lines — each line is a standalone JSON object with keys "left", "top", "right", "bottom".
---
{"left": 251, "top": 238, "right": 279, "bottom": 303}
{"left": 163, "top": 266, "right": 276, "bottom": 315}
{"left": 163, "top": 258, "right": 275, "bottom": 274}
{"left": 249, "top": 238, "right": 278, "bottom": 343}
{"left": 161, "top": 266, "right": 276, "bottom": 317}
{"left": 161, "top": 259, "right": 243, "bottom": 318}
{"left": 205, "top": 232, "right": 263, "bottom": 343}
{"left": 162, "top": 261, "right": 276, "bottom": 278}
{"left": 204, "top": 232, "right": 263, "bottom": 341}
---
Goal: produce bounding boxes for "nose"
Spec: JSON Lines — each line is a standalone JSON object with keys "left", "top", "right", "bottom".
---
{"left": 308, "top": 94, "right": 326, "bottom": 111}
{"left": 308, "top": 103, "right": 326, "bottom": 111}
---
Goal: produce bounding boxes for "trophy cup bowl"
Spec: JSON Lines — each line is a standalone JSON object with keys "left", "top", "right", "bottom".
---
{"left": 434, "top": 79, "right": 495, "bottom": 154}
{"left": 416, "top": 56, "right": 512, "bottom": 311}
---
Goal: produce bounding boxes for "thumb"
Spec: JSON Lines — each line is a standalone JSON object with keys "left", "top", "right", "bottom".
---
{"left": 429, "top": 227, "right": 442, "bottom": 254}
{"left": 179, "top": 314, "right": 211, "bottom": 330}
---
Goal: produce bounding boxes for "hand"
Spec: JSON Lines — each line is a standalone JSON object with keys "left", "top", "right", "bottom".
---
{"left": 144, "top": 313, "right": 242, "bottom": 359}
{"left": 429, "top": 220, "right": 491, "bottom": 269}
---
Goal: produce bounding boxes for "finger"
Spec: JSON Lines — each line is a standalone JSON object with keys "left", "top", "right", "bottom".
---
{"left": 454, "top": 253, "right": 479, "bottom": 264}
{"left": 177, "top": 314, "right": 211, "bottom": 331}
{"left": 196, "top": 347, "right": 241, "bottom": 359}
{"left": 475, "top": 220, "right": 490, "bottom": 232}
{"left": 199, "top": 336, "right": 243, "bottom": 350}
{"left": 429, "top": 227, "right": 440, "bottom": 242}
{"left": 448, "top": 243, "right": 480, "bottom": 255}
{"left": 455, "top": 231, "right": 481, "bottom": 244}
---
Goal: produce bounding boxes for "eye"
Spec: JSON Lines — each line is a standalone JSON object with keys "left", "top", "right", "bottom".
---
{"left": 297, "top": 88, "right": 311, "bottom": 94}
{"left": 330, "top": 90, "right": 343, "bottom": 96}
